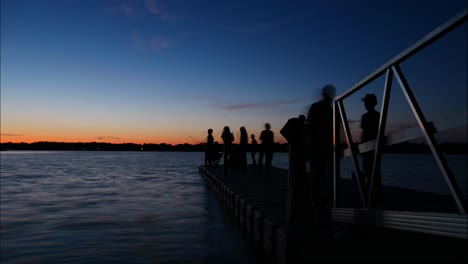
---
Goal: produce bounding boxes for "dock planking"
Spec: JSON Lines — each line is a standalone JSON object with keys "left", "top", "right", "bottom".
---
{"left": 199, "top": 165, "right": 467, "bottom": 262}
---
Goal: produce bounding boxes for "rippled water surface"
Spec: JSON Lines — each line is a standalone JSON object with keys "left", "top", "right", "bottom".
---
{"left": 1, "top": 151, "right": 256, "bottom": 264}
{"left": 2, "top": 151, "right": 466, "bottom": 263}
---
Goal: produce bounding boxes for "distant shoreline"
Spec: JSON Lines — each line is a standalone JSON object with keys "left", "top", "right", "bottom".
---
{"left": 0, "top": 141, "right": 466, "bottom": 154}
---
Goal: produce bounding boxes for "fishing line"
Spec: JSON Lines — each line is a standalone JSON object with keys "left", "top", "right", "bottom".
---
{"left": 179, "top": 130, "right": 204, "bottom": 144}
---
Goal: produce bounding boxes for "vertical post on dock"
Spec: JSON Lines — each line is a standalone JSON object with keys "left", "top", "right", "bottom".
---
{"left": 333, "top": 101, "right": 340, "bottom": 208}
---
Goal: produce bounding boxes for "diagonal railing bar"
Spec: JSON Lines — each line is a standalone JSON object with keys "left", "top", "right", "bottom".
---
{"left": 392, "top": 65, "right": 467, "bottom": 214}
{"left": 368, "top": 68, "right": 393, "bottom": 208}
{"left": 337, "top": 101, "right": 367, "bottom": 208}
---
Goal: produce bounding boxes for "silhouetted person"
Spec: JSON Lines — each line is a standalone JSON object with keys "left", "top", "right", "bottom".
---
{"left": 281, "top": 115, "right": 312, "bottom": 227}
{"left": 298, "top": 114, "right": 306, "bottom": 124}
{"left": 250, "top": 134, "right": 257, "bottom": 167}
{"left": 221, "top": 126, "right": 234, "bottom": 166}
{"left": 239, "top": 126, "right": 248, "bottom": 168}
{"left": 307, "top": 85, "right": 335, "bottom": 211}
{"left": 205, "top": 128, "right": 214, "bottom": 166}
{"left": 361, "top": 93, "right": 381, "bottom": 206}
{"left": 259, "top": 123, "right": 274, "bottom": 169}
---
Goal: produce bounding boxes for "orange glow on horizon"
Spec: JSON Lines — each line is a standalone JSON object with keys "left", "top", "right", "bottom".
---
{"left": 1, "top": 128, "right": 277, "bottom": 145}
{"left": 0, "top": 135, "right": 201, "bottom": 146}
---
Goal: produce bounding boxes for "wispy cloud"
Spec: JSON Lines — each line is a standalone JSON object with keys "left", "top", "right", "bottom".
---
{"left": 131, "top": 33, "right": 170, "bottom": 50}
{"left": 95, "top": 136, "right": 121, "bottom": 141}
{"left": 121, "top": 4, "right": 135, "bottom": 15}
{"left": 0, "top": 133, "right": 23, "bottom": 137}
{"left": 143, "top": 0, "right": 160, "bottom": 15}
{"left": 107, "top": 4, "right": 136, "bottom": 16}
{"left": 218, "top": 98, "right": 308, "bottom": 110}
{"left": 107, "top": 1, "right": 177, "bottom": 21}
{"left": 143, "top": 0, "right": 176, "bottom": 21}
{"left": 150, "top": 36, "right": 170, "bottom": 49}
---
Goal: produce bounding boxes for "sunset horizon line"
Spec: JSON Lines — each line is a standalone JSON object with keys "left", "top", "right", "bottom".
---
{"left": 0, "top": 140, "right": 204, "bottom": 146}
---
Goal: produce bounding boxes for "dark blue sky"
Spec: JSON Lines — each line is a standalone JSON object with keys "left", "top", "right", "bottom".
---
{"left": 1, "top": 0, "right": 466, "bottom": 143}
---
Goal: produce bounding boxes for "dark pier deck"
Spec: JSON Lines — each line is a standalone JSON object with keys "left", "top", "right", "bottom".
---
{"left": 199, "top": 165, "right": 467, "bottom": 263}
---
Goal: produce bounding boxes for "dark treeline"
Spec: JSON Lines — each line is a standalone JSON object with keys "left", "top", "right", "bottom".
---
{"left": 0, "top": 141, "right": 465, "bottom": 154}
{"left": 0, "top": 142, "right": 290, "bottom": 152}
{"left": 0, "top": 142, "right": 204, "bottom": 152}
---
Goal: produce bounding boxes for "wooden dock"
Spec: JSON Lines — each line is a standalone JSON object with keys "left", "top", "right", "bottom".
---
{"left": 199, "top": 165, "right": 467, "bottom": 263}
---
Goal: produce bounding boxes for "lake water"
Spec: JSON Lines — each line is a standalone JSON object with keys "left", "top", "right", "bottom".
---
{"left": 1, "top": 151, "right": 466, "bottom": 263}
{"left": 0, "top": 151, "right": 256, "bottom": 264}
{"left": 275, "top": 152, "right": 467, "bottom": 197}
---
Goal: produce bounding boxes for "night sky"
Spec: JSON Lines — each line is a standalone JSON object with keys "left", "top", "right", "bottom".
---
{"left": 1, "top": 0, "right": 466, "bottom": 144}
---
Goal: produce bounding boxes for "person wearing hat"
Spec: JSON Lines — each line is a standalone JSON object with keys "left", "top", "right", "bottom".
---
{"left": 361, "top": 93, "right": 381, "bottom": 206}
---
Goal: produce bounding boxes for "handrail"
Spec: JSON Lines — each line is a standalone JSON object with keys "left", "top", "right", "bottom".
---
{"left": 333, "top": 8, "right": 467, "bottom": 221}
{"left": 342, "top": 114, "right": 467, "bottom": 157}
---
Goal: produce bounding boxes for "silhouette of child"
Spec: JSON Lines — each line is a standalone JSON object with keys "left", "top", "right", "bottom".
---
{"left": 250, "top": 134, "right": 257, "bottom": 167}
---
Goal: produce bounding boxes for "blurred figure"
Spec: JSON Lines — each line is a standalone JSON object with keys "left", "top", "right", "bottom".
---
{"left": 205, "top": 128, "right": 214, "bottom": 166}
{"left": 307, "top": 84, "right": 335, "bottom": 209}
{"left": 298, "top": 114, "right": 306, "bottom": 124}
{"left": 259, "top": 123, "right": 275, "bottom": 169}
{"left": 239, "top": 126, "right": 248, "bottom": 168}
{"left": 280, "top": 114, "right": 311, "bottom": 227}
{"left": 361, "top": 93, "right": 381, "bottom": 207}
{"left": 221, "top": 126, "right": 234, "bottom": 166}
{"left": 250, "top": 134, "right": 257, "bottom": 167}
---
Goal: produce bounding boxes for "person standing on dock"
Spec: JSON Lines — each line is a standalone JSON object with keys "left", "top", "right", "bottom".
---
{"left": 307, "top": 85, "right": 335, "bottom": 210}
{"left": 259, "top": 123, "right": 275, "bottom": 169}
{"left": 361, "top": 93, "right": 381, "bottom": 207}
{"left": 205, "top": 129, "right": 214, "bottom": 166}
{"left": 239, "top": 126, "right": 248, "bottom": 168}
{"left": 221, "top": 126, "right": 234, "bottom": 167}
{"left": 250, "top": 134, "right": 258, "bottom": 167}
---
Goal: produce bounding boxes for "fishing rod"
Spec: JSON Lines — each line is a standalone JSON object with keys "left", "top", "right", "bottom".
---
{"left": 179, "top": 130, "right": 204, "bottom": 144}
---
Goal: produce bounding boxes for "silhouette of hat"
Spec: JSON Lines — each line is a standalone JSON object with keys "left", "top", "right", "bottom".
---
{"left": 362, "top": 93, "right": 378, "bottom": 105}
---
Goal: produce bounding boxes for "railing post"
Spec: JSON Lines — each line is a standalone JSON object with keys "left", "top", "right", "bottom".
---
{"left": 333, "top": 101, "right": 341, "bottom": 208}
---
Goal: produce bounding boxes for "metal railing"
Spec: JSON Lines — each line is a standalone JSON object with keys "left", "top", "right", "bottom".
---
{"left": 332, "top": 9, "right": 467, "bottom": 239}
